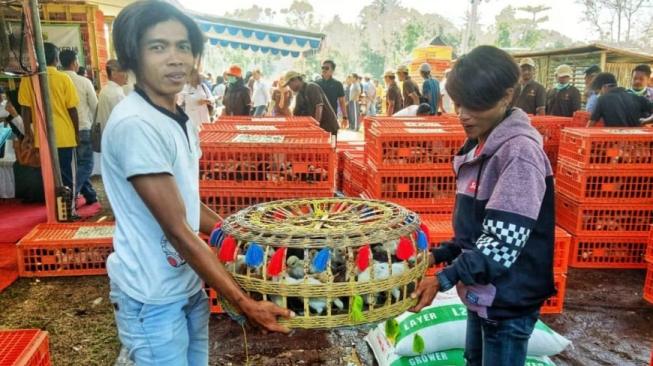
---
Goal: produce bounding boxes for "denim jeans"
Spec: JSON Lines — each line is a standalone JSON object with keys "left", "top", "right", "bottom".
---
{"left": 347, "top": 101, "right": 359, "bottom": 130}
{"left": 465, "top": 309, "right": 539, "bottom": 366}
{"left": 253, "top": 105, "right": 267, "bottom": 116}
{"left": 109, "top": 282, "right": 210, "bottom": 366}
{"left": 76, "top": 130, "right": 97, "bottom": 203}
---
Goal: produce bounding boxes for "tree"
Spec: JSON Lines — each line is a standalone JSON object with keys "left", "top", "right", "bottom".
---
{"left": 577, "top": 0, "right": 651, "bottom": 43}
{"left": 281, "top": 0, "right": 319, "bottom": 30}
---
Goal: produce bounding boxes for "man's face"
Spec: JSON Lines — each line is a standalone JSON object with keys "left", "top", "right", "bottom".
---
{"left": 397, "top": 72, "right": 406, "bottom": 81}
{"left": 113, "top": 70, "right": 129, "bottom": 86}
{"left": 520, "top": 65, "right": 533, "bottom": 81}
{"left": 632, "top": 71, "right": 649, "bottom": 90}
{"left": 253, "top": 72, "right": 261, "bottom": 81}
{"left": 321, "top": 63, "right": 333, "bottom": 79}
{"left": 557, "top": 75, "right": 570, "bottom": 84}
{"left": 138, "top": 19, "right": 194, "bottom": 98}
{"left": 287, "top": 78, "right": 301, "bottom": 92}
{"left": 584, "top": 73, "right": 596, "bottom": 87}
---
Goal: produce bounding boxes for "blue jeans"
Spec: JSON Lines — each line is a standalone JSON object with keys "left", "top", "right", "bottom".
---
{"left": 347, "top": 101, "right": 359, "bottom": 130}
{"left": 109, "top": 282, "right": 210, "bottom": 366}
{"left": 75, "top": 130, "right": 97, "bottom": 203}
{"left": 465, "top": 310, "right": 539, "bottom": 366}
{"left": 57, "top": 147, "right": 75, "bottom": 192}
{"left": 253, "top": 105, "right": 267, "bottom": 116}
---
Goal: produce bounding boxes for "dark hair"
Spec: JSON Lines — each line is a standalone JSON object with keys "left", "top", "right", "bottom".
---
{"left": 591, "top": 72, "right": 617, "bottom": 90}
{"left": 59, "top": 49, "right": 77, "bottom": 69}
{"left": 77, "top": 66, "right": 86, "bottom": 76}
{"left": 323, "top": 60, "right": 336, "bottom": 70}
{"left": 445, "top": 45, "right": 519, "bottom": 111}
{"left": 416, "top": 103, "right": 432, "bottom": 115}
{"left": 633, "top": 64, "right": 652, "bottom": 77}
{"left": 44, "top": 42, "right": 59, "bottom": 66}
{"left": 584, "top": 65, "right": 601, "bottom": 76}
{"left": 112, "top": 0, "right": 204, "bottom": 72}
{"left": 216, "top": 76, "right": 224, "bottom": 85}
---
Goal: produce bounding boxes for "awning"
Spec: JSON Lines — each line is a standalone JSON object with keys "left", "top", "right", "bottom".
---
{"left": 192, "top": 14, "right": 325, "bottom": 58}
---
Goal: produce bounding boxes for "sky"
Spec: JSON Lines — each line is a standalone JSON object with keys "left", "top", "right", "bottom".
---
{"left": 180, "top": 0, "right": 592, "bottom": 42}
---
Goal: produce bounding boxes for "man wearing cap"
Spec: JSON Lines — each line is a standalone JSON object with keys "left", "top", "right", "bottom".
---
{"left": 584, "top": 65, "right": 601, "bottom": 113}
{"left": 316, "top": 60, "right": 348, "bottom": 127}
{"left": 512, "top": 58, "right": 546, "bottom": 115}
{"left": 628, "top": 64, "right": 653, "bottom": 103}
{"left": 420, "top": 63, "right": 441, "bottom": 115}
{"left": 284, "top": 71, "right": 339, "bottom": 135}
{"left": 546, "top": 64, "right": 581, "bottom": 117}
{"left": 397, "top": 65, "right": 420, "bottom": 106}
{"left": 588, "top": 72, "right": 653, "bottom": 127}
{"left": 223, "top": 65, "right": 251, "bottom": 116}
{"left": 384, "top": 70, "right": 403, "bottom": 116}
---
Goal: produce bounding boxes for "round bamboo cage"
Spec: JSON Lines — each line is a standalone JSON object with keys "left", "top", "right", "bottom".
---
{"left": 217, "top": 197, "right": 430, "bottom": 329}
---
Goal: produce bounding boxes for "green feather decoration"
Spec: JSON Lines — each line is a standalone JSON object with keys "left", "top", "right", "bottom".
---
{"left": 413, "top": 333, "right": 425, "bottom": 354}
{"left": 385, "top": 318, "right": 400, "bottom": 344}
{"left": 350, "top": 295, "right": 365, "bottom": 322}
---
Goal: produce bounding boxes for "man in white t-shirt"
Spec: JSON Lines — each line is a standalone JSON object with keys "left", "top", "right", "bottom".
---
{"left": 393, "top": 103, "right": 432, "bottom": 117}
{"left": 60, "top": 49, "right": 99, "bottom": 207}
{"left": 251, "top": 69, "right": 269, "bottom": 116}
{"left": 104, "top": 2, "right": 291, "bottom": 364}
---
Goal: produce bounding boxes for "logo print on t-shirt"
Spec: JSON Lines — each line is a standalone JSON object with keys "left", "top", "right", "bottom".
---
{"left": 160, "top": 236, "right": 186, "bottom": 267}
{"left": 467, "top": 180, "right": 478, "bottom": 194}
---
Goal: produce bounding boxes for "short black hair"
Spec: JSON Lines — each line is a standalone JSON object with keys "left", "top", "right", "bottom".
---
{"left": 44, "top": 42, "right": 59, "bottom": 66}
{"left": 112, "top": 0, "right": 204, "bottom": 73}
{"left": 416, "top": 103, "right": 431, "bottom": 115}
{"left": 585, "top": 65, "right": 601, "bottom": 76}
{"left": 591, "top": 72, "right": 617, "bottom": 90}
{"left": 323, "top": 60, "right": 336, "bottom": 70}
{"left": 59, "top": 49, "right": 77, "bottom": 69}
{"left": 445, "top": 45, "right": 519, "bottom": 111}
{"left": 633, "top": 64, "right": 652, "bottom": 77}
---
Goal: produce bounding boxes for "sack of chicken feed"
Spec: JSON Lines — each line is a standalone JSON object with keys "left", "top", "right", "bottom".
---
{"left": 365, "top": 325, "right": 557, "bottom": 366}
{"left": 376, "top": 290, "right": 570, "bottom": 357}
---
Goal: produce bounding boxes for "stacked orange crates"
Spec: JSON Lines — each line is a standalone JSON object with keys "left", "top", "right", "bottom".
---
{"left": 341, "top": 151, "right": 367, "bottom": 197}
{"left": 361, "top": 117, "right": 465, "bottom": 216}
{"left": 530, "top": 115, "right": 584, "bottom": 172}
{"left": 645, "top": 228, "right": 653, "bottom": 304}
{"left": 556, "top": 127, "right": 653, "bottom": 269}
{"left": 0, "top": 329, "right": 51, "bottom": 366}
{"left": 335, "top": 140, "right": 365, "bottom": 192}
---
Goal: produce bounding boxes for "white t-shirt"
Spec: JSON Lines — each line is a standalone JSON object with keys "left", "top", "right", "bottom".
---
{"left": 393, "top": 105, "right": 419, "bottom": 116}
{"left": 441, "top": 79, "right": 453, "bottom": 113}
{"left": 178, "top": 83, "right": 212, "bottom": 130}
{"left": 102, "top": 89, "right": 202, "bottom": 304}
{"left": 252, "top": 80, "right": 270, "bottom": 107}
{"left": 96, "top": 81, "right": 126, "bottom": 130}
{"left": 64, "top": 70, "right": 98, "bottom": 130}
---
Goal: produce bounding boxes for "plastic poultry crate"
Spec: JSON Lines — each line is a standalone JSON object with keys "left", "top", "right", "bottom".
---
{"left": 556, "top": 193, "right": 653, "bottom": 236}
{"left": 558, "top": 127, "right": 653, "bottom": 170}
{"left": 556, "top": 161, "right": 653, "bottom": 203}
{"left": 569, "top": 235, "right": 648, "bottom": 269}
{"left": 341, "top": 151, "right": 367, "bottom": 197}
{"left": 540, "top": 272, "right": 567, "bottom": 314}
{"left": 530, "top": 116, "right": 579, "bottom": 146}
{"left": 202, "top": 120, "right": 326, "bottom": 135}
{"left": 644, "top": 260, "right": 653, "bottom": 305}
{"left": 647, "top": 227, "right": 653, "bottom": 263}
{"left": 0, "top": 329, "right": 50, "bottom": 366}
{"left": 16, "top": 223, "right": 114, "bottom": 277}
{"left": 366, "top": 162, "right": 456, "bottom": 204}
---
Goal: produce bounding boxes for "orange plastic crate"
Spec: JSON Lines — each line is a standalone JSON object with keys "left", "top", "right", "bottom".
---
{"left": 556, "top": 194, "right": 653, "bottom": 236}
{"left": 199, "top": 133, "right": 335, "bottom": 191}
{"left": 556, "top": 161, "right": 653, "bottom": 203}
{"left": 530, "top": 116, "right": 578, "bottom": 146}
{"left": 647, "top": 227, "right": 653, "bottom": 262}
{"left": 342, "top": 152, "right": 367, "bottom": 197}
{"left": 202, "top": 120, "right": 325, "bottom": 135}
{"left": 203, "top": 283, "right": 224, "bottom": 314}
{"left": 569, "top": 235, "right": 648, "bottom": 269}
{"left": 199, "top": 186, "right": 333, "bottom": 218}
{"left": 420, "top": 219, "right": 451, "bottom": 276}
{"left": 366, "top": 162, "right": 456, "bottom": 204}
{"left": 543, "top": 144, "right": 559, "bottom": 173}
{"left": 644, "top": 260, "right": 653, "bottom": 305}
{"left": 558, "top": 127, "right": 653, "bottom": 170}
{"left": 554, "top": 226, "right": 571, "bottom": 273}
{"left": 16, "top": 223, "right": 114, "bottom": 277}
{"left": 541, "top": 272, "right": 567, "bottom": 314}
{"left": 366, "top": 126, "right": 465, "bottom": 171}
{"left": 0, "top": 329, "right": 50, "bottom": 366}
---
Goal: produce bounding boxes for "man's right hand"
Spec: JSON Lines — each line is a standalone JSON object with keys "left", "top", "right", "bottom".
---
{"left": 241, "top": 299, "right": 294, "bottom": 333}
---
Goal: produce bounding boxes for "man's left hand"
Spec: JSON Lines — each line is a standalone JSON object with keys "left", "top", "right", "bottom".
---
{"left": 409, "top": 275, "right": 440, "bottom": 312}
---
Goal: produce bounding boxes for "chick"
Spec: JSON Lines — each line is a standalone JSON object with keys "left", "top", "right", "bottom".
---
{"left": 357, "top": 261, "right": 407, "bottom": 303}
{"left": 286, "top": 255, "right": 305, "bottom": 279}
{"left": 270, "top": 275, "right": 344, "bottom": 315}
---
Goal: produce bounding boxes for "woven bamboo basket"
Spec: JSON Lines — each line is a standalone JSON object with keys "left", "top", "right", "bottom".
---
{"left": 217, "top": 197, "right": 430, "bottom": 329}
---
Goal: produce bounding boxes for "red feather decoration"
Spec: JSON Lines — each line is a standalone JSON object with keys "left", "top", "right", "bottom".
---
{"left": 356, "top": 245, "right": 371, "bottom": 272}
{"left": 267, "top": 247, "right": 287, "bottom": 277}
{"left": 218, "top": 235, "right": 237, "bottom": 262}
{"left": 213, "top": 221, "right": 222, "bottom": 230}
{"left": 396, "top": 237, "right": 415, "bottom": 261}
{"left": 419, "top": 223, "right": 430, "bottom": 243}
{"left": 274, "top": 211, "right": 285, "bottom": 221}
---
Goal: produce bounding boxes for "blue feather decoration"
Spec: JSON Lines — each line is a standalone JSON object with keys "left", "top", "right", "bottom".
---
{"left": 208, "top": 227, "right": 224, "bottom": 247}
{"left": 417, "top": 230, "right": 428, "bottom": 251}
{"left": 311, "top": 247, "right": 330, "bottom": 273}
{"left": 245, "top": 243, "right": 264, "bottom": 268}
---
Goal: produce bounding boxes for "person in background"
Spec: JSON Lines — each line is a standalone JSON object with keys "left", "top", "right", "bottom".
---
{"left": 60, "top": 49, "right": 99, "bottom": 209}
{"left": 223, "top": 65, "right": 251, "bottom": 116}
{"left": 583, "top": 65, "right": 601, "bottom": 113}
{"left": 587, "top": 72, "right": 653, "bottom": 127}
{"left": 245, "top": 70, "right": 255, "bottom": 96}
{"left": 178, "top": 68, "right": 214, "bottom": 130}
{"left": 347, "top": 73, "right": 362, "bottom": 130}
{"left": 365, "top": 76, "right": 377, "bottom": 116}
{"left": 512, "top": 58, "right": 546, "bottom": 115}
{"left": 271, "top": 77, "right": 292, "bottom": 117}
{"left": 393, "top": 102, "right": 431, "bottom": 117}
{"left": 397, "top": 65, "right": 420, "bottom": 106}
{"left": 212, "top": 75, "right": 226, "bottom": 108}
{"left": 441, "top": 68, "right": 453, "bottom": 114}
{"left": 316, "top": 60, "right": 347, "bottom": 127}
{"left": 375, "top": 79, "right": 385, "bottom": 115}
{"left": 251, "top": 69, "right": 270, "bottom": 117}
{"left": 628, "top": 64, "right": 653, "bottom": 103}
{"left": 410, "top": 45, "right": 555, "bottom": 366}
{"left": 284, "top": 71, "right": 338, "bottom": 135}
{"left": 203, "top": 72, "right": 213, "bottom": 91}
{"left": 19, "top": 42, "right": 79, "bottom": 210}
{"left": 77, "top": 66, "right": 87, "bottom": 78}
{"left": 546, "top": 64, "right": 581, "bottom": 117}
{"left": 420, "top": 63, "right": 442, "bottom": 115}
{"left": 384, "top": 70, "right": 403, "bottom": 116}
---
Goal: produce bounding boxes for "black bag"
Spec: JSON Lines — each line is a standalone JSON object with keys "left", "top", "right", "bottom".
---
{"left": 91, "top": 106, "right": 102, "bottom": 152}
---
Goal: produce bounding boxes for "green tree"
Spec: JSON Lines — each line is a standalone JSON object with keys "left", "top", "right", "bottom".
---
{"left": 361, "top": 43, "right": 385, "bottom": 80}
{"left": 281, "top": 0, "right": 319, "bottom": 30}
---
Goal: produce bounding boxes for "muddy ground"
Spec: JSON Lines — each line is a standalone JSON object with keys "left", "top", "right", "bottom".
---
{"left": 2, "top": 269, "right": 650, "bottom": 365}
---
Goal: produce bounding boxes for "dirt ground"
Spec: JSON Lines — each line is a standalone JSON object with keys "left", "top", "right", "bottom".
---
{"left": 1, "top": 269, "right": 651, "bottom": 365}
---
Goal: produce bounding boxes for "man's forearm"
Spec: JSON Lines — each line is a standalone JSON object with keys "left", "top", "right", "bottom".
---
{"left": 315, "top": 104, "right": 323, "bottom": 122}
{"left": 338, "top": 97, "right": 347, "bottom": 118}
{"left": 388, "top": 102, "right": 395, "bottom": 116}
{"left": 21, "top": 107, "right": 32, "bottom": 137}
{"left": 200, "top": 202, "right": 222, "bottom": 236}
{"left": 411, "top": 93, "right": 419, "bottom": 105}
{"left": 68, "top": 108, "right": 79, "bottom": 136}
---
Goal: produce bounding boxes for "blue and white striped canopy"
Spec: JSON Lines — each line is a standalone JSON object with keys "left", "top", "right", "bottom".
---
{"left": 192, "top": 15, "right": 325, "bottom": 58}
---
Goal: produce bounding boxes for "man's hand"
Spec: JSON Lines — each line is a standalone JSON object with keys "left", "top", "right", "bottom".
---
{"left": 241, "top": 299, "right": 294, "bottom": 333}
{"left": 409, "top": 275, "right": 440, "bottom": 313}
{"left": 6, "top": 103, "right": 18, "bottom": 118}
